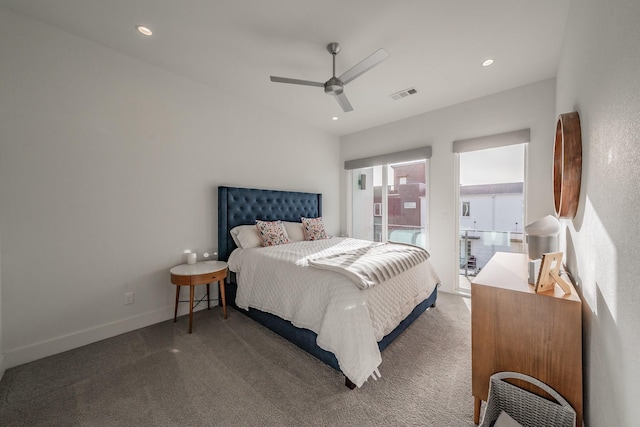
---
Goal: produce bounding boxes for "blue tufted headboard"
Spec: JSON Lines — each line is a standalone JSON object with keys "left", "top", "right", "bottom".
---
{"left": 217, "top": 186, "right": 322, "bottom": 261}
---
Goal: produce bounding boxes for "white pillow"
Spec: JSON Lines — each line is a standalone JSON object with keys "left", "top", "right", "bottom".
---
{"left": 283, "top": 221, "right": 305, "bottom": 242}
{"left": 230, "top": 225, "right": 262, "bottom": 249}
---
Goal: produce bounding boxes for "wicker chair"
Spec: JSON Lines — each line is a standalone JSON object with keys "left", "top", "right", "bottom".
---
{"left": 479, "top": 372, "right": 576, "bottom": 427}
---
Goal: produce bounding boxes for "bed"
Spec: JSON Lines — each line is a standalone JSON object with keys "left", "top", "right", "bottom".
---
{"left": 217, "top": 185, "right": 440, "bottom": 388}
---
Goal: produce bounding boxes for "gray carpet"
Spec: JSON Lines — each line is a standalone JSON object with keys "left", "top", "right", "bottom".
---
{"left": 0, "top": 292, "right": 476, "bottom": 426}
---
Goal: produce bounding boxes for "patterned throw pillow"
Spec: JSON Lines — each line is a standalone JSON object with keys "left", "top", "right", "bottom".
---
{"left": 255, "top": 220, "right": 290, "bottom": 246}
{"left": 301, "top": 216, "right": 328, "bottom": 241}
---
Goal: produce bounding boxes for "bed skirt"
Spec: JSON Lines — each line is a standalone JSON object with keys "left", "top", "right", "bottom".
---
{"left": 223, "top": 275, "right": 437, "bottom": 374}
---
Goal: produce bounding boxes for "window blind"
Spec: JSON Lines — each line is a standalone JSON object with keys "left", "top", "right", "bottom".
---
{"left": 344, "top": 146, "right": 432, "bottom": 170}
{"left": 452, "top": 129, "right": 530, "bottom": 153}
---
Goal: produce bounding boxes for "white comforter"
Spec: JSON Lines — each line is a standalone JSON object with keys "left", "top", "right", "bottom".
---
{"left": 227, "top": 237, "right": 441, "bottom": 387}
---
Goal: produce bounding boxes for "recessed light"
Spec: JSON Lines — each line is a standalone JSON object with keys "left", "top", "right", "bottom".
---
{"left": 136, "top": 25, "right": 153, "bottom": 36}
{"left": 332, "top": 116, "right": 339, "bottom": 121}
{"left": 482, "top": 59, "right": 494, "bottom": 67}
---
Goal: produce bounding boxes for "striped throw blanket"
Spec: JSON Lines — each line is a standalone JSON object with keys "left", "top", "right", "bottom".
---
{"left": 308, "top": 242, "right": 430, "bottom": 289}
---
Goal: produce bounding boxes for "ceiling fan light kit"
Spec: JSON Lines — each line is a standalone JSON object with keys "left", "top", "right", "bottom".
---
{"left": 270, "top": 42, "right": 390, "bottom": 112}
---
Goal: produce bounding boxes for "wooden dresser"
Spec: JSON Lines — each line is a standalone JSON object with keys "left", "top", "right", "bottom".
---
{"left": 471, "top": 252, "right": 582, "bottom": 426}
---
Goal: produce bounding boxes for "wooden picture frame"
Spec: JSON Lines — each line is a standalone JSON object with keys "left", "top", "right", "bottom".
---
{"left": 535, "top": 252, "right": 571, "bottom": 295}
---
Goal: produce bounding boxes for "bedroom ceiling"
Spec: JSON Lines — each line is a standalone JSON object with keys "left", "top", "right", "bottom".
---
{"left": 0, "top": 0, "right": 571, "bottom": 136}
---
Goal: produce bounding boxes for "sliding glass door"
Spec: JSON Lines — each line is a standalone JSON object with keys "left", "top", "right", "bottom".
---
{"left": 350, "top": 160, "right": 429, "bottom": 249}
{"left": 457, "top": 144, "right": 526, "bottom": 291}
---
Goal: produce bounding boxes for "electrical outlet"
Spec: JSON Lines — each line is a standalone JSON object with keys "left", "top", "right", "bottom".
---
{"left": 124, "top": 292, "right": 134, "bottom": 305}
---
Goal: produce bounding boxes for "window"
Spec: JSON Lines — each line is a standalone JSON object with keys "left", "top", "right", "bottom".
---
{"left": 461, "top": 202, "right": 471, "bottom": 217}
{"left": 454, "top": 129, "right": 529, "bottom": 292}
{"left": 347, "top": 153, "right": 430, "bottom": 249}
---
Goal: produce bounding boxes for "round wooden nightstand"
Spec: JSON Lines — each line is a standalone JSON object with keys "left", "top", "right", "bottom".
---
{"left": 170, "top": 260, "right": 228, "bottom": 333}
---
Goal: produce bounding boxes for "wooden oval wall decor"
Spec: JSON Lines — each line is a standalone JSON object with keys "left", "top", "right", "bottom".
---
{"left": 553, "top": 111, "right": 582, "bottom": 218}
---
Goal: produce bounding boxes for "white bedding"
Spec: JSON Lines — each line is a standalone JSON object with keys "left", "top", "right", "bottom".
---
{"left": 308, "top": 241, "right": 430, "bottom": 289}
{"left": 227, "top": 237, "right": 441, "bottom": 387}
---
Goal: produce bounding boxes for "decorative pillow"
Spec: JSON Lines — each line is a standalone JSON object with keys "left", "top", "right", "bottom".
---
{"left": 301, "top": 216, "right": 328, "bottom": 241}
{"left": 283, "top": 221, "right": 305, "bottom": 242}
{"left": 255, "top": 220, "right": 290, "bottom": 246}
{"left": 230, "top": 225, "right": 262, "bottom": 249}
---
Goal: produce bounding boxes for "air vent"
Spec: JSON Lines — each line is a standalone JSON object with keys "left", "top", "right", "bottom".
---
{"left": 389, "top": 87, "right": 418, "bottom": 101}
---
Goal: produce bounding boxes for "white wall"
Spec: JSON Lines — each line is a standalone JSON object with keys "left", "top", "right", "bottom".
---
{"left": 0, "top": 236, "right": 4, "bottom": 379}
{"left": 0, "top": 8, "right": 340, "bottom": 369}
{"left": 556, "top": 0, "right": 640, "bottom": 425}
{"left": 341, "top": 79, "right": 556, "bottom": 292}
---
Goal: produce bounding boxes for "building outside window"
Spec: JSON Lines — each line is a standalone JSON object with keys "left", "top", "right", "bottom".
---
{"left": 350, "top": 159, "right": 429, "bottom": 249}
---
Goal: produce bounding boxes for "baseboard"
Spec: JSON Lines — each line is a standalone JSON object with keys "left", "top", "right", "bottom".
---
{"left": 0, "top": 353, "right": 6, "bottom": 381}
{"left": 4, "top": 299, "right": 219, "bottom": 370}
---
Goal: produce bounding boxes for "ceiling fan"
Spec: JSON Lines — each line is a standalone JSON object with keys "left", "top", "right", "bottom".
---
{"left": 270, "top": 42, "right": 390, "bottom": 112}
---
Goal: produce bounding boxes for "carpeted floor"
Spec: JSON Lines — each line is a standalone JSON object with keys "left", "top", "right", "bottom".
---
{"left": 0, "top": 292, "right": 477, "bottom": 426}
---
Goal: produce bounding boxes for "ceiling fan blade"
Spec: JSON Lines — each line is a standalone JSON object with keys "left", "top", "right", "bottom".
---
{"left": 338, "top": 48, "right": 390, "bottom": 85}
{"left": 335, "top": 92, "right": 353, "bottom": 112}
{"left": 270, "top": 76, "right": 324, "bottom": 87}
